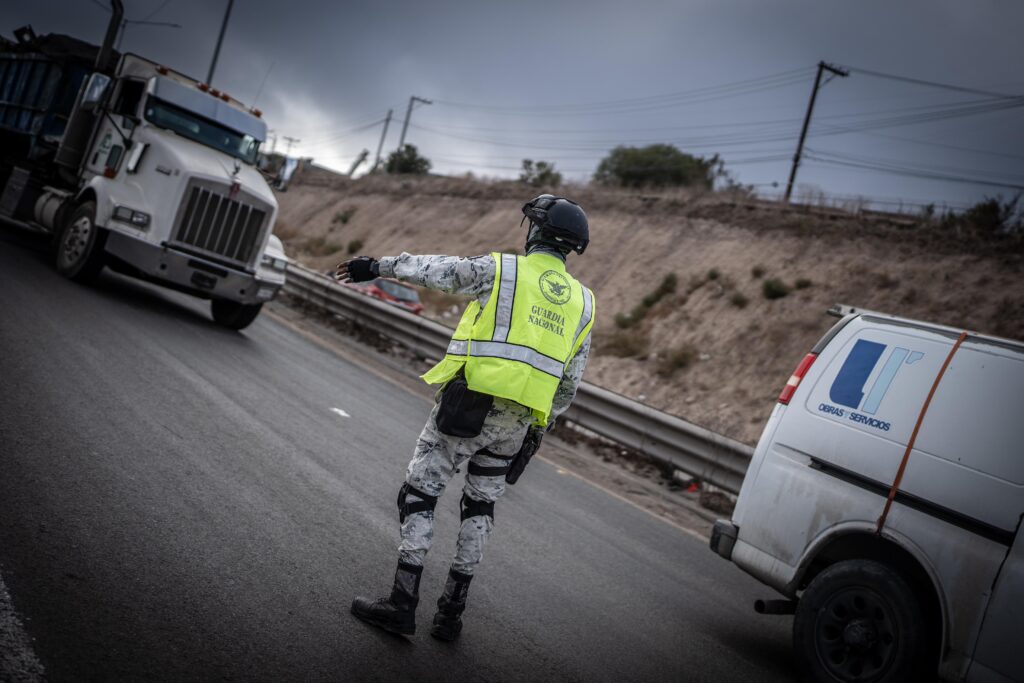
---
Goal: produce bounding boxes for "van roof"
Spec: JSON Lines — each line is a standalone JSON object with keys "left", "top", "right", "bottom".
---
{"left": 827, "top": 303, "right": 1024, "bottom": 354}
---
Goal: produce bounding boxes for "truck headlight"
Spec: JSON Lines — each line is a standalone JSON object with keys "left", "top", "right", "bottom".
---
{"left": 261, "top": 254, "right": 288, "bottom": 271}
{"left": 113, "top": 205, "right": 151, "bottom": 228}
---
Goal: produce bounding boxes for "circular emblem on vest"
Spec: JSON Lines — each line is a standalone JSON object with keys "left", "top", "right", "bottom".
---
{"left": 538, "top": 270, "right": 571, "bottom": 305}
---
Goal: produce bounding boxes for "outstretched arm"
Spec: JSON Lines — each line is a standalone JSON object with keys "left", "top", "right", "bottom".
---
{"left": 336, "top": 253, "right": 496, "bottom": 297}
{"left": 379, "top": 253, "right": 495, "bottom": 296}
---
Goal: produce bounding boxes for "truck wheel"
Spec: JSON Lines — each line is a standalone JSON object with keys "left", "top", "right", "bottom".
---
{"left": 793, "top": 559, "right": 926, "bottom": 683}
{"left": 55, "top": 200, "right": 107, "bottom": 284}
{"left": 211, "top": 299, "right": 263, "bottom": 330}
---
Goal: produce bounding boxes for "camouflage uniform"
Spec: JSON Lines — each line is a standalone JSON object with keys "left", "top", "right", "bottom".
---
{"left": 378, "top": 252, "right": 592, "bottom": 575}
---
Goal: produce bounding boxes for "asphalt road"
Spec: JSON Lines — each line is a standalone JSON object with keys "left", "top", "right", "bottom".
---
{"left": 0, "top": 228, "right": 795, "bottom": 682}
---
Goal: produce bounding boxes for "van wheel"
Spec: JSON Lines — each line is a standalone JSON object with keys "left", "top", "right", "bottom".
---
{"left": 793, "top": 559, "right": 926, "bottom": 683}
{"left": 55, "top": 200, "right": 107, "bottom": 283}
{"left": 211, "top": 299, "right": 263, "bottom": 330}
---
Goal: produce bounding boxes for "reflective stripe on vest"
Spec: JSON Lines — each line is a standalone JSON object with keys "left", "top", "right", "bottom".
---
{"left": 448, "top": 335, "right": 564, "bottom": 378}
{"left": 492, "top": 253, "right": 517, "bottom": 343}
{"left": 470, "top": 340, "right": 564, "bottom": 378}
{"left": 573, "top": 286, "right": 593, "bottom": 350}
{"left": 447, "top": 339, "right": 468, "bottom": 355}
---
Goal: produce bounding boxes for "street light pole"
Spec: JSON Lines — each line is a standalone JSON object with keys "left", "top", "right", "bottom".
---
{"left": 207, "top": 0, "right": 235, "bottom": 86}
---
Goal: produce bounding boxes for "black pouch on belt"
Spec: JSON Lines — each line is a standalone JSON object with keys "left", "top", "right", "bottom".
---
{"left": 436, "top": 376, "right": 493, "bottom": 438}
{"left": 506, "top": 427, "right": 543, "bottom": 485}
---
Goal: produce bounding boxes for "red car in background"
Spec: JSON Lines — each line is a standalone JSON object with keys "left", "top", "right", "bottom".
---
{"left": 343, "top": 277, "right": 424, "bottom": 315}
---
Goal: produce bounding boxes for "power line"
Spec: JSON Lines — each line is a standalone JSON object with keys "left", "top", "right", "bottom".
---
{"left": 303, "top": 118, "right": 389, "bottom": 146}
{"left": 843, "top": 65, "right": 1023, "bottom": 100}
{"left": 141, "top": 0, "right": 173, "bottom": 22}
{"left": 431, "top": 69, "right": 814, "bottom": 117}
{"left": 845, "top": 129, "right": 1024, "bottom": 163}
{"left": 804, "top": 153, "right": 1024, "bottom": 191}
{"left": 806, "top": 147, "right": 1024, "bottom": 184}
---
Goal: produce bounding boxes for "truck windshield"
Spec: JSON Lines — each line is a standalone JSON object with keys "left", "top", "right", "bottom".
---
{"left": 144, "top": 97, "right": 259, "bottom": 164}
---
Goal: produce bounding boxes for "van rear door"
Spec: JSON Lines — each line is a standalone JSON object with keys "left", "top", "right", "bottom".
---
{"left": 967, "top": 518, "right": 1024, "bottom": 682}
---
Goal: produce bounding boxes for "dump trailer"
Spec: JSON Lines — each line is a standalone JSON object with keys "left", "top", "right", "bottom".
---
{"left": 0, "top": 2, "right": 287, "bottom": 330}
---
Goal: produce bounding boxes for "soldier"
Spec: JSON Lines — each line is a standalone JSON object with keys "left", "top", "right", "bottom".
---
{"left": 335, "top": 195, "right": 595, "bottom": 641}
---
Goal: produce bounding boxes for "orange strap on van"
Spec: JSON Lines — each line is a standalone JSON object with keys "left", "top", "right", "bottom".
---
{"left": 875, "top": 330, "right": 969, "bottom": 535}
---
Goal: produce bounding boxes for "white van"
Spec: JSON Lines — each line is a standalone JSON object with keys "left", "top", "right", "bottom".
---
{"left": 710, "top": 306, "right": 1023, "bottom": 683}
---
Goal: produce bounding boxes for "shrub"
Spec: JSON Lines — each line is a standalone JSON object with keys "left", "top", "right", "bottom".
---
{"left": 601, "top": 331, "right": 649, "bottom": 358}
{"left": 707, "top": 268, "right": 720, "bottom": 281}
{"left": 385, "top": 144, "right": 431, "bottom": 175}
{"left": 519, "top": 159, "right": 563, "bottom": 188}
{"left": 593, "top": 144, "right": 718, "bottom": 188}
{"left": 347, "top": 238, "right": 365, "bottom": 254}
{"left": 333, "top": 207, "right": 356, "bottom": 225}
{"left": 641, "top": 273, "right": 677, "bottom": 308}
{"left": 962, "top": 195, "right": 1019, "bottom": 235}
{"left": 751, "top": 265, "right": 765, "bottom": 279}
{"left": 794, "top": 278, "right": 812, "bottom": 290}
{"left": 307, "top": 236, "right": 342, "bottom": 256}
{"left": 730, "top": 292, "right": 749, "bottom": 308}
{"left": 657, "top": 343, "right": 697, "bottom": 377}
{"left": 762, "top": 278, "right": 790, "bottom": 300}
{"left": 614, "top": 311, "right": 638, "bottom": 329}
{"left": 878, "top": 273, "right": 899, "bottom": 289}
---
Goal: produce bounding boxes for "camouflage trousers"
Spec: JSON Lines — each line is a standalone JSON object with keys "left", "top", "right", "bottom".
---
{"left": 399, "top": 396, "right": 533, "bottom": 575}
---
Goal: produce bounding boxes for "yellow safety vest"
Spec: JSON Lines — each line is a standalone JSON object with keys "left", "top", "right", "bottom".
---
{"left": 422, "top": 251, "right": 595, "bottom": 425}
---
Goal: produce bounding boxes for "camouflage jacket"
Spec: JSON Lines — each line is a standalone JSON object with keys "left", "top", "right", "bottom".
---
{"left": 378, "top": 252, "right": 591, "bottom": 427}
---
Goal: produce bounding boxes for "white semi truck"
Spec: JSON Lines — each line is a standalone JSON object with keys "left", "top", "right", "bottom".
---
{"left": 0, "top": 3, "right": 287, "bottom": 330}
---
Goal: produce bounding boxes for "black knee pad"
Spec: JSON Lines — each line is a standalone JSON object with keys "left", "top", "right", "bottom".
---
{"left": 398, "top": 483, "right": 438, "bottom": 523}
{"left": 460, "top": 492, "right": 495, "bottom": 522}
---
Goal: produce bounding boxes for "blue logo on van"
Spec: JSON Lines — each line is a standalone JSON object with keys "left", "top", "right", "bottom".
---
{"left": 830, "top": 339, "right": 924, "bottom": 415}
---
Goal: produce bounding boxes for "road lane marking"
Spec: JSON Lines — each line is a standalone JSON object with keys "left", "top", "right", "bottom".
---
{"left": 330, "top": 407, "right": 351, "bottom": 418}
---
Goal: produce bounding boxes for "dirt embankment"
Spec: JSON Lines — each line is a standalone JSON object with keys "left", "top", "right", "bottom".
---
{"left": 273, "top": 168, "right": 1024, "bottom": 445}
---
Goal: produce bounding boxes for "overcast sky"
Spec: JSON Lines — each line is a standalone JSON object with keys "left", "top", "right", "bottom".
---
{"left": 6, "top": 1, "right": 1024, "bottom": 210}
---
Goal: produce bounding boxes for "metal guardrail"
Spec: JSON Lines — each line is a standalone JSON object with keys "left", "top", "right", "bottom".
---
{"left": 283, "top": 262, "right": 753, "bottom": 493}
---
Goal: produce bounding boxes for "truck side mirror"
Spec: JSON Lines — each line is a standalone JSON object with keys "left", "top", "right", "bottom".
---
{"left": 80, "top": 73, "right": 111, "bottom": 111}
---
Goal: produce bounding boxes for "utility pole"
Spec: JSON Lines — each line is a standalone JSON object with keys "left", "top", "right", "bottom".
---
{"left": 347, "top": 150, "right": 370, "bottom": 176}
{"left": 784, "top": 61, "right": 849, "bottom": 203}
{"left": 283, "top": 136, "right": 300, "bottom": 156}
{"left": 396, "top": 95, "right": 432, "bottom": 152}
{"left": 207, "top": 0, "right": 235, "bottom": 86}
{"left": 372, "top": 109, "right": 393, "bottom": 171}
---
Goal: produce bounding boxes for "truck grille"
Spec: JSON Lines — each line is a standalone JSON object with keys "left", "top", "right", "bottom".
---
{"left": 173, "top": 184, "right": 267, "bottom": 268}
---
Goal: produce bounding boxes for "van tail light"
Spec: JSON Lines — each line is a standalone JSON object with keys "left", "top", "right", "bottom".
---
{"left": 778, "top": 353, "right": 817, "bottom": 405}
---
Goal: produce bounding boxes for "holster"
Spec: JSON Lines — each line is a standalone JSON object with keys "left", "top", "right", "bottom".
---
{"left": 506, "top": 427, "right": 543, "bottom": 485}
{"left": 435, "top": 376, "right": 493, "bottom": 438}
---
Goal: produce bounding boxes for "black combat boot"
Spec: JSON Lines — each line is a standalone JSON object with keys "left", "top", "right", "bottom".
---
{"left": 351, "top": 562, "right": 423, "bottom": 636}
{"left": 430, "top": 568, "right": 473, "bottom": 642}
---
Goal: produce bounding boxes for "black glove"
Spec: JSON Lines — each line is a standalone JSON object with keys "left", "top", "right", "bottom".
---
{"left": 343, "top": 256, "right": 378, "bottom": 282}
{"left": 506, "top": 426, "right": 544, "bottom": 485}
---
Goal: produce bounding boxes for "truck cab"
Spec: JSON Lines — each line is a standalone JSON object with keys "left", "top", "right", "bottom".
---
{"left": 0, "top": 26, "right": 286, "bottom": 330}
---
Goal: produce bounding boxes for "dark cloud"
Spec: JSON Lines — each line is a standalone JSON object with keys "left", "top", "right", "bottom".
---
{"left": 5, "top": 1, "right": 1024, "bottom": 209}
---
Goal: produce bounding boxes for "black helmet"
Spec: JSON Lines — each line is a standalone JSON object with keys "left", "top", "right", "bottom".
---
{"left": 521, "top": 194, "right": 589, "bottom": 255}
